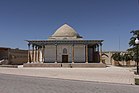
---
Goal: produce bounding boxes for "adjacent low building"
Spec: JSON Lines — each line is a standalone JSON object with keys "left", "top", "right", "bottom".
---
{"left": 102, "top": 51, "right": 136, "bottom": 66}
{"left": 0, "top": 47, "right": 28, "bottom": 65}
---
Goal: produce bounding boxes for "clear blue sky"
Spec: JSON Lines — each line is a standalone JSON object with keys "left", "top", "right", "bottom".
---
{"left": 0, "top": 0, "right": 139, "bottom": 51}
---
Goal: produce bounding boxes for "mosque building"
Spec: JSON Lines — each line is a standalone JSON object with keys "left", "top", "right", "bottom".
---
{"left": 25, "top": 24, "right": 104, "bottom": 67}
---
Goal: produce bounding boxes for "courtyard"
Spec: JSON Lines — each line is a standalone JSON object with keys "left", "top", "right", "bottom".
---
{"left": 0, "top": 66, "right": 135, "bottom": 85}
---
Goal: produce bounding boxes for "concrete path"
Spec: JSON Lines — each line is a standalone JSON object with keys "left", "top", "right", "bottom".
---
{"left": 0, "top": 66, "right": 135, "bottom": 85}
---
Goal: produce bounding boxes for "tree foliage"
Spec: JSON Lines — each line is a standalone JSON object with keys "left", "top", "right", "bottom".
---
{"left": 123, "top": 53, "right": 132, "bottom": 62}
{"left": 112, "top": 52, "right": 133, "bottom": 66}
{"left": 111, "top": 53, "right": 122, "bottom": 61}
{"left": 129, "top": 30, "right": 139, "bottom": 47}
{"left": 128, "top": 30, "right": 139, "bottom": 61}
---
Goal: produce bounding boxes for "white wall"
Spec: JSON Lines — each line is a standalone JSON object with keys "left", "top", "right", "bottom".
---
{"left": 74, "top": 45, "right": 85, "bottom": 62}
{"left": 57, "top": 45, "right": 72, "bottom": 62}
{"left": 44, "top": 44, "right": 85, "bottom": 63}
{"left": 44, "top": 45, "right": 56, "bottom": 62}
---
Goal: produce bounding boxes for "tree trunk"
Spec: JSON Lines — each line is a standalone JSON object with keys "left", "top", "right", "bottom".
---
{"left": 126, "top": 61, "right": 130, "bottom": 67}
{"left": 114, "top": 61, "right": 119, "bottom": 66}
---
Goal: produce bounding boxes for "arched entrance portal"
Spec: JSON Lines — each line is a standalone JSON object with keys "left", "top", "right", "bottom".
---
{"left": 62, "top": 48, "right": 68, "bottom": 63}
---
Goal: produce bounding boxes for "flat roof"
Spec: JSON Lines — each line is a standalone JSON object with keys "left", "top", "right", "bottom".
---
{"left": 26, "top": 40, "right": 103, "bottom": 46}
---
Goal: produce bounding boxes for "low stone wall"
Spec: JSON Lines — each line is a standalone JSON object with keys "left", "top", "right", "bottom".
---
{"left": 23, "top": 63, "right": 61, "bottom": 67}
{"left": 71, "top": 63, "right": 106, "bottom": 68}
{"left": 0, "top": 65, "right": 18, "bottom": 68}
{"left": 23, "top": 63, "right": 106, "bottom": 68}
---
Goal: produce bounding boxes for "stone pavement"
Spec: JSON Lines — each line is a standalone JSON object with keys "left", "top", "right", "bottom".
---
{"left": 1, "top": 73, "right": 139, "bottom": 93}
{"left": 0, "top": 66, "right": 135, "bottom": 85}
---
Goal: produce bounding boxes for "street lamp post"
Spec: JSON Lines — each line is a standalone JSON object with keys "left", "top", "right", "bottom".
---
{"left": 135, "top": 38, "right": 139, "bottom": 74}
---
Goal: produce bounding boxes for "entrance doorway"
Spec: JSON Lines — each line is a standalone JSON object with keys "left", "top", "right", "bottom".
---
{"left": 62, "top": 55, "right": 68, "bottom": 63}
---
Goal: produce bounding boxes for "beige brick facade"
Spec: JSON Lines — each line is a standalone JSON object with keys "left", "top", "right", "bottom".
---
{"left": 0, "top": 47, "right": 28, "bottom": 65}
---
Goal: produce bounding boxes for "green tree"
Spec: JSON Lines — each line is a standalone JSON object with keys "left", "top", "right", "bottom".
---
{"left": 123, "top": 53, "right": 132, "bottom": 66}
{"left": 112, "top": 53, "right": 123, "bottom": 66}
{"left": 129, "top": 30, "right": 139, "bottom": 47}
{"left": 128, "top": 30, "right": 139, "bottom": 61}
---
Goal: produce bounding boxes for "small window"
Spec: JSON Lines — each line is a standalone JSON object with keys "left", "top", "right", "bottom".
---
{"left": 63, "top": 48, "right": 67, "bottom": 54}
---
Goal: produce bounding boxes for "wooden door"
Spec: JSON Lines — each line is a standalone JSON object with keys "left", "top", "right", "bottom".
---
{"left": 62, "top": 55, "right": 68, "bottom": 63}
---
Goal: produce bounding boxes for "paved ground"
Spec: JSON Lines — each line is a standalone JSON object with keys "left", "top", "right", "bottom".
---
{"left": 0, "top": 66, "right": 135, "bottom": 84}
{"left": 0, "top": 73, "right": 139, "bottom": 93}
